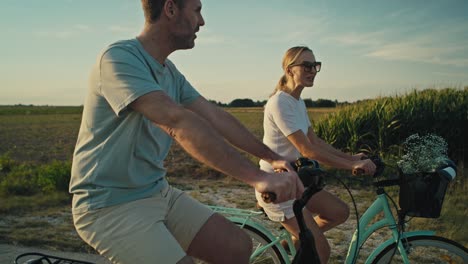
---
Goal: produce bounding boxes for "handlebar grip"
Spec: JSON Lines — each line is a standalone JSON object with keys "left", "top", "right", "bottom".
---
{"left": 352, "top": 168, "right": 365, "bottom": 176}
{"left": 261, "top": 192, "right": 276, "bottom": 204}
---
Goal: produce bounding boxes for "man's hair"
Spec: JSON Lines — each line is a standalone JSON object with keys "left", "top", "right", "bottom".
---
{"left": 141, "top": 0, "right": 185, "bottom": 23}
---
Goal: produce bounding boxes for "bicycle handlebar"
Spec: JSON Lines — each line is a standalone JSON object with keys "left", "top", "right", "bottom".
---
{"left": 262, "top": 155, "right": 385, "bottom": 204}
{"left": 261, "top": 158, "right": 324, "bottom": 204}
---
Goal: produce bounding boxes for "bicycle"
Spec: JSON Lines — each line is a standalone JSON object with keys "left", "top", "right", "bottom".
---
{"left": 14, "top": 252, "right": 98, "bottom": 264}
{"left": 15, "top": 157, "right": 468, "bottom": 264}
{"left": 208, "top": 156, "right": 468, "bottom": 263}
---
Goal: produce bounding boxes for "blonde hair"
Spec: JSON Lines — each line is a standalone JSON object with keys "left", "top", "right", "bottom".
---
{"left": 271, "top": 46, "right": 312, "bottom": 96}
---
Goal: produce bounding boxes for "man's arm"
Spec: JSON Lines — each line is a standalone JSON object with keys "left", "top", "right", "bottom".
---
{"left": 185, "top": 97, "right": 290, "bottom": 168}
{"left": 130, "top": 91, "right": 302, "bottom": 202}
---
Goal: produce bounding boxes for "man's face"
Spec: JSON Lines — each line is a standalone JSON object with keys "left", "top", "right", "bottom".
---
{"left": 171, "top": 0, "right": 205, "bottom": 49}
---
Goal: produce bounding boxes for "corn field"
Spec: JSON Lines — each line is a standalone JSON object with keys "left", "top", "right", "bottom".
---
{"left": 314, "top": 88, "right": 467, "bottom": 169}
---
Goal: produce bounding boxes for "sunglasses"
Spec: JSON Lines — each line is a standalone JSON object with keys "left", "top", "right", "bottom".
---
{"left": 289, "top": 61, "right": 322, "bottom": 73}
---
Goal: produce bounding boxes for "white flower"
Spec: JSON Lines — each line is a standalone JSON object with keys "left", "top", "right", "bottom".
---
{"left": 397, "top": 133, "right": 449, "bottom": 174}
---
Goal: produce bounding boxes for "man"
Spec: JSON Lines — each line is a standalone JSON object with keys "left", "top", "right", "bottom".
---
{"left": 70, "top": 0, "right": 303, "bottom": 263}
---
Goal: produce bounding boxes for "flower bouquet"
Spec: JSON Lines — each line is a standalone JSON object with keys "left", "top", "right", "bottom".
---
{"left": 397, "top": 133, "right": 449, "bottom": 174}
{"left": 397, "top": 133, "right": 456, "bottom": 218}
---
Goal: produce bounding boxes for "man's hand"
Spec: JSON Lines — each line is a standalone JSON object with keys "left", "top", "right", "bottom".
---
{"left": 254, "top": 171, "right": 304, "bottom": 203}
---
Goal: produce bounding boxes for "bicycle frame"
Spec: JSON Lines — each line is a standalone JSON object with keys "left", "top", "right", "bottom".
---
{"left": 345, "top": 189, "right": 435, "bottom": 264}
{"left": 209, "top": 206, "right": 296, "bottom": 263}
{"left": 209, "top": 154, "right": 453, "bottom": 264}
{"left": 210, "top": 190, "right": 437, "bottom": 264}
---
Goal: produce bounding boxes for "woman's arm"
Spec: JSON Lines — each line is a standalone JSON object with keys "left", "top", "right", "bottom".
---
{"left": 288, "top": 129, "right": 354, "bottom": 169}
{"left": 289, "top": 128, "right": 376, "bottom": 174}
{"left": 306, "top": 127, "right": 355, "bottom": 160}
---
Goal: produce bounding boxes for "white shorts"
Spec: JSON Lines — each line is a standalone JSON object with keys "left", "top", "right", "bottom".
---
{"left": 255, "top": 190, "right": 295, "bottom": 222}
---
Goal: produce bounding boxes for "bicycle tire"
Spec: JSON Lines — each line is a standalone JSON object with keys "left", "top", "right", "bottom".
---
{"left": 371, "top": 235, "right": 468, "bottom": 264}
{"left": 234, "top": 222, "right": 286, "bottom": 264}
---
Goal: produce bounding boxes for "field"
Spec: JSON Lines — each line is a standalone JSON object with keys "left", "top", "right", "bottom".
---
{"left": 0, "top": 104, "right": 466, "bottom": 262}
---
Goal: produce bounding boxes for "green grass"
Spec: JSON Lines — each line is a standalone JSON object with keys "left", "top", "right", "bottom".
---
{"left": 0, "top": 114, "right": 81, "bottom": 163}
{"left": 0, "top": 192, "right": 70, "bottom": 214}
{"left": 0, "top": 105, "right": 83, "bottom": 115}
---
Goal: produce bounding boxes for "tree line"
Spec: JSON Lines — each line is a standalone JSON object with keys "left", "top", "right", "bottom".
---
{"left": 209, "top": 98, "right": 348, "bottom": 108}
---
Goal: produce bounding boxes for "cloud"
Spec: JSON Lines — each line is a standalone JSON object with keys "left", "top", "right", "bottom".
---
{"left": 366, "top": 35, "right": 468, "bottom": 67}
{"left": 327, "top": 30, "right": 387, "bottom": 47}
{"left": 108, "top": 25, "right": 135, "bottom": 33}
{"left": 197, "top": 35, "right": 226, "bottom": 45}
{"left": 433, "top": 71, "right": 468, "bottom": 78}
{"left": 189, "top": 27, "right": 225, "bottom": 44}
{"left": 33, "top": 24, "right": 93, "bottom": 39}
{"left": 74, "top": 24, "right": 92, "bottom": 32}
{"left": 257, "top": 13, "right": 329, "bottom": 44}
{"left": 34, "top": 30, "right": 74, "bottom": 39}
{"left": 324, "top": 20, "right": 468, "bottom": 67}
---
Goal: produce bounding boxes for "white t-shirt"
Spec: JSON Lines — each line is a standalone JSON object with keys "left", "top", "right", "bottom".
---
{"left": 256, "top": 91, "right": 312, "bottom": 221}
{"left": 259, "top": 91, "right": 311, "bottom": 172}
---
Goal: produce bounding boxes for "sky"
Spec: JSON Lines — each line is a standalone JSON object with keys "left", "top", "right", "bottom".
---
{"left": 1, "top": 0, "right": 467, "bottom": 105}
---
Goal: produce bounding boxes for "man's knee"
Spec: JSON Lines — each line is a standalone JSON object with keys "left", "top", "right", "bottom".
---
{"left": 319, "top": 241, "right": 331, "bottom": 263}
{"left": 241, "top": 228, "right": 253, "bottom": 253}
{"left": 177, "top": 255, "right": 194, "bottom": 264}
{"left": 207, "top": 227, "right": 251, "bottom": 264}
{"left": 232, "top": 227, "right": 252, "bottom": 261}
{"left": 187, "top": 214, "right": 252, "bottom": 263}
{"left": 336, "top": 203, "right": 350, "bottom": 224}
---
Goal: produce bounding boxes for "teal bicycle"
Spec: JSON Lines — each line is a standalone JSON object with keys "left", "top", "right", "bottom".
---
{"left": 209, "top": 157, "right": 468, "bottom": 263}
{"left": 15, "top": 157, "right": 468, "bottom": 263}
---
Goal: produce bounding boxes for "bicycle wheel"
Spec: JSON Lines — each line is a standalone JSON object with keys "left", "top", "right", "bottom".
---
{"left": 371, "top": 235, "right": 468, "bottom": 264}
{"left": 235, "top": 222, "right": 285, "bottom": 264}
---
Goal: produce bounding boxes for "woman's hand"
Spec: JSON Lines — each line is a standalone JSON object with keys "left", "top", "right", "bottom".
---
{"left": 351, "top": 153, "right": 368, "bottom": 161}
{"left": 270, "top": 159, "right": 294, "bottom": 172}
{"left": 352, "top": 159, "right": 376, "bottom": 176}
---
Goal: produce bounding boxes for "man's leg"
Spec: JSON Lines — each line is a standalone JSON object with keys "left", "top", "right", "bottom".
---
{"left": 165, "top": 186, "right": 252, "bottom": 264}
{"left": 186, "top": 213, "right": 252, "bottom": 264}
{"left": 73, "top": 194, "right": 189, "bottom": 264}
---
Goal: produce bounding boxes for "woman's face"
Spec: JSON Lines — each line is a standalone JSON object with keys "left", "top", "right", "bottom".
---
{"left": 288, "top": 51, "right": 320, "bottom": 88}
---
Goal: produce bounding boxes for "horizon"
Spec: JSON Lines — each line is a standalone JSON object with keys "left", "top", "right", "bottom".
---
{"left": 1, "top": 86, "right": 466, "bottom": 107}
{"left": 1, "top": 0, "right": 468, "bottom": 106}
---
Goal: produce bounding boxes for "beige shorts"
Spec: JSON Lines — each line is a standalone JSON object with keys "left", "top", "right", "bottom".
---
{"left": 73, "top": 185, "right": 214, "bottom": 264}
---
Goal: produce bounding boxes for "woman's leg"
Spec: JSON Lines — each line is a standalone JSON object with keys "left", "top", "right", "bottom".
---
{"left": 281, "top": 209, "right": 331, "bottom": 263}
{"left": 306, "top": 189, "right": 349, "bottom": 232}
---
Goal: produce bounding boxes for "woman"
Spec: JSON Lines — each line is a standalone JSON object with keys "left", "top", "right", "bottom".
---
{"left": 256, "top": 46, "right": 376, "bottom": 263}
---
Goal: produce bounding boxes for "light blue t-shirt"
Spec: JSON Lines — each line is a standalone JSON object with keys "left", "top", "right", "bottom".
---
{"left": 70, "top": 38, "right": 200, "bottom": 213}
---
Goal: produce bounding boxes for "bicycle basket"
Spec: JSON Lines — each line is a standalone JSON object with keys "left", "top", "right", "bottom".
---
{"left": 399, "top": 161, "right": 457, "bottom": 218}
